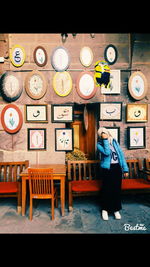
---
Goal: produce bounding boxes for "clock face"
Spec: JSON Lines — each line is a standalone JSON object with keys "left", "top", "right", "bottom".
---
{"left": 0, "top": 72, "right": 23, "bottom": 102}
{"left": 76, "top": 71, "right": 97, "bottom": 99}
{"left": 53, "top": 71, "right": 72, "bottom": 96}
{"left": 10, "top": 45, "right": 26, "bottom": 67}
{"left": 33, "top": 46, "right": 47, "bottom": 67}
{"left": 80, "top": 46, "right": 93, "bottom": 67}
{"left": 25, "top": 70, "right": 47, "bottom": 100}
{"left": 104, "top": 44, "right": 118, "bottom": 65}
{"left": 51, "top": 46, "right": 70, "bottom": 71}
{"left": 128, "top": 71, "right": 148, "bottom": 100}
{"left": 1, "top": 104, "right": 23, "bottom": 134}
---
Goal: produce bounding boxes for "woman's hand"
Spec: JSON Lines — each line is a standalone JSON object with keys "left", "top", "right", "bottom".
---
{"left": 123, "top": 172, "right": 129, "bottom": 178}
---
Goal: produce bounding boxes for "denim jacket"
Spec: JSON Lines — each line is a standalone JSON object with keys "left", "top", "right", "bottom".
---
{"left": 97, "top": 138, "right": 129, "bottom": 173}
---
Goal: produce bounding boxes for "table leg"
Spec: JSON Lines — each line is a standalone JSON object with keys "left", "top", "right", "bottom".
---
{"left": 60, "top": 176, "right": 65, "bottom": 216}
{"left": 22, "top": 178, "right": 26, "bottom": 216}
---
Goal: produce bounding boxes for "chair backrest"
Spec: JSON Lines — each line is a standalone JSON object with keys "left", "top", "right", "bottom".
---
{"left": 145, "top": 158, "right": 150, "bottom": 170}
{"left": 125, "top": 159, "right": 143, "bottom": 179}
{"left": 28, "top": 168, "right": 54, "bottom": 195}
{"left": 67, "top": 160, "right": 100, "bottom": 181}
{"left": 0, "top": 160, "right": 29, "bottom": 182}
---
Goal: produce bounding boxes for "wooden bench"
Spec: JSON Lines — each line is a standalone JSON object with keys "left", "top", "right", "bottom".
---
{"left": 0, "top": 160, "right": 29, "bottom": 214}
{"left": 67, "top": 159, "right": 150, "bottom": 211}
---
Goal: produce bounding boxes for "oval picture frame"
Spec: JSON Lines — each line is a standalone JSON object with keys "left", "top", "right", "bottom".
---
{"left": 76, "top": 71, "right": 97, "bottom": 99}
{"left": 80, "top": 46, "right": 93, "bottom": 67}
{"left": 53, "top": 71, "right": 72, "bottom": 97}
{"left": 33, "top": 46, "right": 48, "bottom": 67}
{"left": 128, "top": 71, "right": 148, "bottom": 100}
{"left": 104, "top": 44, "right": 118, "bottom": 65}
{"left": 51, "top": 46, "right": 70, "bottom": 72}
{"left": 10, "top": 44, "right": 26, "bottom": 67}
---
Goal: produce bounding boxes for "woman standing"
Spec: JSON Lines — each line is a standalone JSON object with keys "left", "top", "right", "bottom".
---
{"left": 97, "top": 127, "right": 129, "bottom": 220}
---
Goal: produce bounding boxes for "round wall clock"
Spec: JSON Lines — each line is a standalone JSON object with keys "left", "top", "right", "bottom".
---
{"left": 25, "top": 70, "right": 47, "bottom": 100}
{"left": 51, "top": 46, "right": 70, "bottom": 72}
{"left": 128, "top": 71, "right": 148, "bottom": 100}
{"left": 33, "top": 46, "right": 48, "bottom": 67}
{"left": 10, "top": 44, "right": 26, "bottom": 67}
{"left": 53, "top": 71, "right": 72, "bottom": 96}
{"left": 104, "top": 44, "right": 118, "bottom": 65}
{"left": 80, "top": 46, "right": 93, "bottom": 67}
{"left": 76, "top": 71, "right": 97, "bottom": 99}
{"left": 0, "top": 71, "right": 23, "bottom": 102}
{"left": 1, "top": 104, "right": 23, "bottom": 134}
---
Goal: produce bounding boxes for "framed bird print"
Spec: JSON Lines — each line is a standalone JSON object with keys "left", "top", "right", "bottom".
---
{"left": 80, "top": 46, "right": 93, "bottom": 67}
{"left": 53, "top": 71, "right": 72, "bottom": 97}
{"left": 76, "top": 71, "right": 97, "bottom": 99}
{"left": 51, "top": 104, "right": 74, "bottom": 123}
{"left": 100, "top": 102, "right": 122, "bottom": 121}
{"left": 27, "top": 128, "right": 46, "bottom": 150}
{"left": 55, "top": 128, "right": 74, "bottom": 151}
{"left": 33, "top": 46, "right": 48, "bottom": 67}
{"left": 126, "top": 103, "right": 148, "bottom": 122}
{"left": 51, "top": 46, "right": 70, "bottom": 72}
{"left": 1, "top": 104, "right": 23, "bottom": 134}
{"left": 127, "top": 126, "right": 146, "bottom": 149}
{"left": 25, "top": 70, "right": 47, "bottom": 100}
{"left": 128, "top": 71, "right": 148, "bottom": 100}
{"left": 25, "top": 104, "right": 48, "bottom": 123}
{"left": 10, "top": 44, "right": 26, "bottom": 67}
{"left": 0, "top": 71, "right": 23, "bottom": 102}
{"left": 104, "top": 44, "right": 118, "bottom": 65}
{"left": 101, "top": 70, "right": 121, "bottom": 94}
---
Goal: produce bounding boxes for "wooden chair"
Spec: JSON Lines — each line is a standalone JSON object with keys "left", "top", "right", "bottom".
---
{"left": 28, "top": 168, "right": 58, "bottom": 220}
{"left": 0, "top": 160, "right": 29, "bottom": 214}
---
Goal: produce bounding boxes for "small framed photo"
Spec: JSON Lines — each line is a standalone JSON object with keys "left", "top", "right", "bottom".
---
{"left": 55, "top": 128, "right": 74, "bottom": 151}
{"left": 126, "top": 103, "right": 148, "bottom": 122}
{"left": 127, "top": 126, "right": 146, "bottom": 149}
{"left": 28, "top": 128, "right": 46, "bottom": 150}
{"left": 51, "top": 104, "right": 74, "bottom": 123}
{"left": 25, "top": 104, "right": 48, "bottom": 123}
{"left": 100, "top": 102, "right": 122, "bottom": 121}
{"left": 105, "top": 127, "right": 120, "bottom": 143}
{"left": 101, "top": 70, "right": 121, "bottom": 94}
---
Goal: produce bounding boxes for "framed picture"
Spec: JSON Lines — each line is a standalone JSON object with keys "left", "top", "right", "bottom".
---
{"left": 10, "top": 44, "right": 26, "bottom": 67}
{"left": 126, "top": 103, "right": 148, "bottom": 122}
{"left": 76, "top": 71, "right": 97, "bottom": 99}
{"left": 105, "top": 127, "right": 120, "bottom": 143}
{"left": 128, "top": 71, "right": 148, "bottom": 100}
{"left": 51, "top": 104, "right": 74, "bottom": 123}
{"left": 33, "top": 46, "right": 48, "bottom": 67}
{"left": 101, "top": 70, "right": 120, "bottom": 94}
{"left": 127, "top": 126, "right": 146, "bottom": 149}
{"left": 27, "top": 128, "right": 46, "bottom": 150}
{"left": 104, "top": 44, "right": 118, "bottom": 65}
{"left": 25, "top": 104, "right": 48, "bottom": 123}
{"left": 1, "top": 104, "right": 23, "bottom": 134}
{"left": 80, "top": 46, "right": 93, "bottom": 67}
{"left": 55, "top": 128, "right": 74, "bottom": 151}
{"left": 100, "top": 102, "right": 122, "bottom": 121}
{"left": 51, "top": 46, "right": 70, "bottom": 72}
{"left": 52, "top": 71, "right": 72, "bottom": 97}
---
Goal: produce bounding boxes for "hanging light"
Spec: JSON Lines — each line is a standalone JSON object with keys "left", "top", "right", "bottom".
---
{"left": 90, "top": 33, "right": 95, "bottom": 38}
{"left": 61, "top": 33, "right": 68, "bottom": 43}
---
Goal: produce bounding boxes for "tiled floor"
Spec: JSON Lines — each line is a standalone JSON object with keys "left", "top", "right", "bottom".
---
{"left": 0, "top": 194, "right": 150, "bottom": 234}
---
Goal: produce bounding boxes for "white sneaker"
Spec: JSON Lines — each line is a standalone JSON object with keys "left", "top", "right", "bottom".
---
{"left": 102, "top": 210, "right": 109, "bottom": 220}
{"left": 114, "top": 211, "right": 121, "bottom": 220}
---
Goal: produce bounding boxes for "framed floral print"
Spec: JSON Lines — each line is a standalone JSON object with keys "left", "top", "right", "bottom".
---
{"left": 1, "top": 104, "right": 23, "bottom": 134}
{"left": 126, "top": 103, "right": 148, "bottom": 122}
{"left": 33, "top": 46, "right": 48, "bottom": 67}
{"left": 105, "top": 127, "right": 120, "bottom": 143}
{"left": 101, "top": 70, "right": 120, "bottom": 94}
{"left": 127, "top": 126, "right": 146, "bottom": 149}
{"left": 55, "top": 128, "right": 74, "bottom": 151}
{"left": 51, "top": 104, "right": 74, "bottom": 123}
{"left": 27, "top": 128, "right": 46, "bottom": 150}
{"left": 100, "top": 102, "right": 122, "bottom": 121}
{"left": 25, "top": 104, "right": 48, "bottom": 123}
{"left": 128, "top": 71, "right": 148, "bottom": 100}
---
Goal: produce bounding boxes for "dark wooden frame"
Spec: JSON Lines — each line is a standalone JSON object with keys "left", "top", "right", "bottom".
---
{"left": 55, "top": 128, "right": 74, "bottom": 152}
{"left": 99, "top": 102, "right": 122, "bottom": 121}
{"left": 25, "top": 104, "right": 48, "bottom": 123}
{"left": 27, "top": 128, "right": 47, "bottom": 151}
{"left": 51, "top": 104, "right": 74, "bottom": 123}
{"left": 33, "top": 46, "right": 48, "bottom": 67}
{"left": 104, "top": 44, "right": 118, "bottom": 65}
{"left": 127, "top": 126, "right": 146, "bottom": 149}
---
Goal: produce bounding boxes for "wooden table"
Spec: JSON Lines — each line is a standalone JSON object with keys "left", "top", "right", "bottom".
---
{"left": 20, "top": 164, "right": 66, "bottom": 217}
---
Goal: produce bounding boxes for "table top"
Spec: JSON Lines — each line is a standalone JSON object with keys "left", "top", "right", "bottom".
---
{"left": 20, "top": 164, "right": 66, "bottom": 176}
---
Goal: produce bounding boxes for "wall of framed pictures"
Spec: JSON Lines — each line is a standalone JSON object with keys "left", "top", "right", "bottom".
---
{"left": 0, "top": 33, "right": 149, "bottom": 163}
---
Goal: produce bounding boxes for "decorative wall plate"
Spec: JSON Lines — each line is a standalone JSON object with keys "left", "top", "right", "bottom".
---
{"left": 33, "top": 46, "right": 48, "bottom": 67}
{"left": 10, "top": 44, "right": 26, "bottom": 67}
{"left": 80, "top": 46, "right": 93, "bottom": 67}
{"left": 1, "top": 104, "right": 23, "bottom": 134}
{"left": 0, "top": 71, "right": 23, "bottom": 102}
{"left": 51, "top": 46, "right": 70, "bottom": 72}
{"left": 76, "top": 71, "right": 97, "bottom": 99}
{"left": 25, "top": 70, "right": 47, "bottom": 100}
{"left": 104, "top": 44, "right": 118, "bottom": 65}
{"left": 128, "top": 71, "right": 148, "bottom": 100}
{"left": 53, "top": 71, "right": 72, "bottom": 96}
